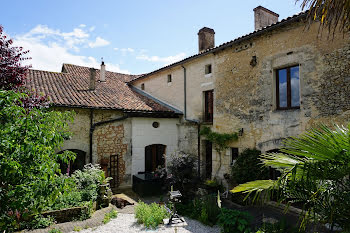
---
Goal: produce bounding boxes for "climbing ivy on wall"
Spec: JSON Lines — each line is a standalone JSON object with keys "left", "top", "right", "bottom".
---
{"left": 200, "top": 126, "right": 238, "bottom": 154}
{"left": 200, "top": 126, "right": 239, "bottom": 178}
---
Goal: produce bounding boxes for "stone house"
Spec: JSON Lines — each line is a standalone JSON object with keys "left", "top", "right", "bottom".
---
{"left": 26, "top": 6, "right": 350, "bottom": 186}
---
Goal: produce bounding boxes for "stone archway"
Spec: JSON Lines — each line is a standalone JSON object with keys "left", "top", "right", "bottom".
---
{"left": 58, "top": 149, "right": 86, "bottom": 175}
{"left": 145, "top": 144, "right": 166, "bottom": 173}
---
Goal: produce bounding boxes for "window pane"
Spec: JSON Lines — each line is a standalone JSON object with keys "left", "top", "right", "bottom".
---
{"left": 290, "top": 66, "right": 300, "bottom": 107}
{"left": 278, "top": 69, "right": 287, "bottom": 108}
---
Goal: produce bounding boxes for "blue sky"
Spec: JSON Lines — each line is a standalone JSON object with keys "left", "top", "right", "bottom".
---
{"left": 1, "top": 0, "right": 302, "bottom": 74}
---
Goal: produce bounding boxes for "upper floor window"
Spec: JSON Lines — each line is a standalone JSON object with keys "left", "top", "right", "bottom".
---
{"left": 141, "top": 83, "right": 145, "bottom": 90}
{"left": 167, "top": 74, "right": 172, "bottom": 83}
{"left": 204, "top": 90, "right": 214, "bottom": 123}
{"left": 205, "top": 64, "right": 212, "bottom": 75}
{"left": 276, "top": 65, "right": 300, "bottom": 109}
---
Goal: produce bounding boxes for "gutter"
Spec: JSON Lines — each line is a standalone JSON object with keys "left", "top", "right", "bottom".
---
{"left": 89, "top": 111, "right": 128, "bottom": 163}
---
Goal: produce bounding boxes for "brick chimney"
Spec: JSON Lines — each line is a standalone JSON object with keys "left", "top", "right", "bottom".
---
{"left": 100, "top": 61, "right": 106, "bottom": 82}
{"left": 89, "top": 68, "right": 96, "bottom": 90}
{"left": 253, "top": 6, "right": 279, "bottom": 31}
{"left": 198, "top": 27, "right": 215, "bottom": 53}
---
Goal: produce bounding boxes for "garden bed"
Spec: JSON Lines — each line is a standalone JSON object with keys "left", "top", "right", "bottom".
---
{"left": 41, "top": 205, "right": 91, "bottom": 224}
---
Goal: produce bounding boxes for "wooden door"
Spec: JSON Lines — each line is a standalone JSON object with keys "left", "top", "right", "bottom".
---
{"left": 145, "top": 144, "right": 166, "bottom": 172}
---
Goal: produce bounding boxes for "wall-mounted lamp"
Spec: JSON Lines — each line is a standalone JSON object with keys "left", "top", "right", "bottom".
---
{"left": 238, "top": 128, "right": 244, "bottom": 136}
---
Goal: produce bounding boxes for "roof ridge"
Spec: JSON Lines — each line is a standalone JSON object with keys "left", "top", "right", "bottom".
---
{"left": 129, "top": 10, "right": 308, "bottom": 83}
{"left": 62, "top": 63, "right": 139, "bottom": 76}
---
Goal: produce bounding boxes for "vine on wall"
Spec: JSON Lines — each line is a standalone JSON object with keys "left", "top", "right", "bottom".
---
{"left": 200, "top": 126, "right": 239, "bottom": 178}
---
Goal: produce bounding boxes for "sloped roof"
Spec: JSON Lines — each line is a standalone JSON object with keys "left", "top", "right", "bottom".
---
{"left": 129, "top": 10, "right": 308, "bottom": 83}
{"left": 25, "top": 64, "right": 175, "bottom": 113}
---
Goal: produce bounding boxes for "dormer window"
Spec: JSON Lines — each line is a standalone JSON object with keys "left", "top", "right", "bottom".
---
{"left": 205, "top": 64, "right": 212, "bottom": 75}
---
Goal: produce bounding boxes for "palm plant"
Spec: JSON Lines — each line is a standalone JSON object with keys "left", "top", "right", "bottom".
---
{"left": 231, "top": 123, "right": 350, "bottom": 231}
{"left": 297, "top": 0, "right": 350, "bottom": 34}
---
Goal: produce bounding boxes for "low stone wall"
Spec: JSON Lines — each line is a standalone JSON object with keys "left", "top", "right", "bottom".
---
{"left": 42, "top": 206, "right": 88, "bottom": 223}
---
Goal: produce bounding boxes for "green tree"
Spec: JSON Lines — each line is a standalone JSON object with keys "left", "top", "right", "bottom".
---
{"left": 0, "top": 91, "right": 75, "bottom": 231}
{"left": 231, "top": 124, "right": 350, "bottom": 231}
{"left": 231, "top": 148, "right": 269, "bottom": 185}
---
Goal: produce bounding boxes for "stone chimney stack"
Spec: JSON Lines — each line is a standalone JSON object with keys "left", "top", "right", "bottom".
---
{"left": 100, "top": 61, "right": 106, "bottom": 82}
{"left": 253, "top": 6, "right": 279, "bottom": 31}
{"left": 198, "top": 27, "right": 215, "bottom": 53}
{"left": 89, "top": 68, "right": 96, "bottom": 90}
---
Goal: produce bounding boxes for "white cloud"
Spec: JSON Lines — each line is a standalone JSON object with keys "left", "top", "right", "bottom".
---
{"left": 136, "top": 52, "right": 186, "bottom": 65}
{"left": 79, "top": 24, "right": 86, "bottom": 28}
{"left": 89, "top": 26, "right": 95, "bottom": 32}
{"left": 88, "top": 36, "right": 110, "bottom": 48}
{"left": 114, "top": 47, "right": 135, "bottom": 56}
{"left": 12, "top": 25, "right": 129, "bottom": 74}
{"left": 121, "top": 48, "right": 134, "bottom": 53}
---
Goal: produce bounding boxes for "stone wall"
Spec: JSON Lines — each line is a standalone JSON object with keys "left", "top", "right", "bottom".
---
{"left": 212, "top": 22, "right": 350, "bottom": 178}
{"left": 95, "top": 124, "right": 128, "bottom": 186}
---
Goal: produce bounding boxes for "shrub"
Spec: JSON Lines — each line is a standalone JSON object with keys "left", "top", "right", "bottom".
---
{"left": 135, "top": 201, "right": 169, "bottom": 229}
{"left": 24, "top": 215, "right": 55, "bottom": 230}
{"left": 72, "top": 164, "right": 109, "bottom": 202}
{"left": 102, "top": 209, "right": 118, "bottom": 224}
{"left": 217, "top": 208, "right": 252, "bottom": 233}
{"left": 176, "top": 194, "right": 220, "bottom": 226}
{"left": 48, "top": 228, "right": 62, "bottom": 233}
{"left": 47, "top": 164, "right": 108, "bottom": 212}
{"left": 167, "top": 153, "right": 198, "bottom": 199}
{"left": 255, "top": 219, "right": 301, "bottom": 233}
{"left": 231, "top": 148, "right": 269, "bottom": 185}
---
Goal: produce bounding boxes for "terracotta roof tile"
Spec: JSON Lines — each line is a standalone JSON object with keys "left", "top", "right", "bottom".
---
{"left": 25, "top": 64, "right": 174, "bottom": 112}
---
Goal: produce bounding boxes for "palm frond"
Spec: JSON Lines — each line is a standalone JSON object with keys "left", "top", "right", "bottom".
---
{"left": 281, "top": 124, "right": 349, "bottom": 161}
{"left": 231, "top": 180, "right": 276, "bottom": 193}
{"left": 260, "top": 153, "right": 304, "bottom": 171}
{"left": 297, "top": 0, "right": 350, "bottom": 34}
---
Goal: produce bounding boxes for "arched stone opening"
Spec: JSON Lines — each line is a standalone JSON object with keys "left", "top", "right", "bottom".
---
{"left": 58, "top": 149, "right": 86, "bottom": 175}
{"left": 144, "top": 144, "right": 166, "bottom": 173}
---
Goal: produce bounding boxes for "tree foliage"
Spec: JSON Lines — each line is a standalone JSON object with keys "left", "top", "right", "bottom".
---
{"left": 231, "top": 124, "right": 350, "bottom": 231}
{"left": 0, "top": 91, "right": 75, "bottom": 231}
{"left": 0, "top": 25, "right": 31, "bottom": 90}
{"left": 231, "top": 149, "right": 269, "bottom": 185}
{"left": 297, "top": 0, "right": 350, "bottom": 34}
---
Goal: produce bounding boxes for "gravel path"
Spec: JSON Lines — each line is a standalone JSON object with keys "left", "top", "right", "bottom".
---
{"left": 74, "top": 213, "right": 220, "bottom": 233}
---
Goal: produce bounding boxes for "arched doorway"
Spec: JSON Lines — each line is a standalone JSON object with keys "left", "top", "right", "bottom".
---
{"left": 58, "top": 149, "right": 86, "bottom": 175}
{"left": 145, "top": 144, "right": 166, "bottom": 173}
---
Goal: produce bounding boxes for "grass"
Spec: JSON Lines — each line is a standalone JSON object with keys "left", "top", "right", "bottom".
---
{"left": 102, "top": 209, "right": 118, "bottom": 224}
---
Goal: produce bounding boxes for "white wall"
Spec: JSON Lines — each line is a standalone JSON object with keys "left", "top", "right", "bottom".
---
{"left": 131, "top": 117, "right": 179, "bottom": 176}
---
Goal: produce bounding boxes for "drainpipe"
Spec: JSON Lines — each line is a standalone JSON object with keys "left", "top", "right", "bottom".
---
{"left": 185, "top": 118, "right": 201, "bottom": 178}
{"left": 181, "top": 65, "right": 201, "bottom": 177}
{"left": 181, "top": 65, "right": 187, "bottom": 118}
{"left": 89, "top": 112, "right": 128, "bottom": 163}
